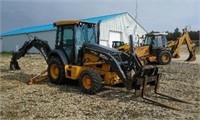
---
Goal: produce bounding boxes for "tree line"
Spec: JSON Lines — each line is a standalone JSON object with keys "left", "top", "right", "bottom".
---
{"left": 151, "top": 28, "right": 199, "bottom": 41}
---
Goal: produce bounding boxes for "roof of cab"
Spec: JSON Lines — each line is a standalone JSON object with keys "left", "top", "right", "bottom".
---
{"left": 54, "top": 20, "right": 80, "bottom": 26}
{"left": 54, "top": 20, "right": 96, "bottom": 26}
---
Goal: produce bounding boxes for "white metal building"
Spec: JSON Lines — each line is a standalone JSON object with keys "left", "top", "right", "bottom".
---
{"left": 0, "top": 12, "right": 147, "bottom": 53}
{"left": 0, "top": 25, "right": 56, "bottom": 53}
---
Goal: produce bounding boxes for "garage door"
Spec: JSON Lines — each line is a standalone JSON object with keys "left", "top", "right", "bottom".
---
{"left": 109, "top": 31, "right": 121, "bottom": 47}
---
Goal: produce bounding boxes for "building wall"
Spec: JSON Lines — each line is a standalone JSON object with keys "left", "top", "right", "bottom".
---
{"left": 1, "top": 31, "right": 56, "bottom": 53}
{"left": 1, "top": 14, "right": 147, "bottom": 53}
{"left": 100, "top": 13, "right": 147, "bottom": 47}
{"left": 0, "top": 38, "right": 2, "bottom": 52}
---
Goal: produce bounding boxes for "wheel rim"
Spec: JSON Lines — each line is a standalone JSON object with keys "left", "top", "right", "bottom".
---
{"left": 83, "top": 75, "right": 92, "bottom": 89}
{"left": 50, "top": 64, "right": 59, "bottom": 80}
{"left": 162, "top": 54, "right": 169, "bottom": 63}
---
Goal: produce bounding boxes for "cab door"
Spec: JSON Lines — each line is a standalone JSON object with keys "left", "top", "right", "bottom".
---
{"left": 62, "top": 25, "right": 75, "bottom": 63}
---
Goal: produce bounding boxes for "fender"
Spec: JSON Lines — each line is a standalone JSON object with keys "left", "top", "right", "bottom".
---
{"left": 48, "top": 49, "right": 68, "bottom": 65}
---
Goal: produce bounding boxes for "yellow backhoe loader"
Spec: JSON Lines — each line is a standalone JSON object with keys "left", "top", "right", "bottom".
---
{"left": 114, "top": 33, "right": 172, "bottom": 65}
{"left": 113, "top": 28, "right": 196, "bottom": 65}
{"left": 10, "top": 20, "right": 192, "bottom": 110}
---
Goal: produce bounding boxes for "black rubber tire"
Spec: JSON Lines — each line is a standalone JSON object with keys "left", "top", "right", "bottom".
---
{"left": 157, "top": 51, "right": 172, "bottom": 65}
{"left": 79, "top": 69, "right": 102, "bottom": 94}
{"left": 48, "top": 57, "right": 66, "bottom": 85}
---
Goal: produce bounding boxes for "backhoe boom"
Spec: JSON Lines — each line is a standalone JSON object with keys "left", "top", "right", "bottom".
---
{"left": 169, "top": 28, "right": 196, "bottom": 61}
{"left": 10, "top": 37, "right": 51, "bottom": 70}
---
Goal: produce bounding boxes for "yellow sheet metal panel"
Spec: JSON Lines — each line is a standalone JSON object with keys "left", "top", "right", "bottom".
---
{"left": 65, "top": 65, "right": 85, "bottom": 80}
{"left": 118, "top": 44, "right": 130, "bottom": 53}
{"left": 65, "top": 64, "right": 121, "bottom": 85}
{"left": 104, "top": 72, "right": 120, "bottom": 85}
{"left": 101, "top": 64, "right": 110, "bottom": 71}
{"left": 83, "top": 53, "right": 99, "bottom": 62}
{"left": 71, "top": 66, "right": 84, "bottom": 79}
{"left": 135, "top": 46, "right": 150, "bottom": 57}
{"left": 54, "top": 20, "right": 80, "bottom": 26}
{"left": 147, "top": 55, "right": 157, "bottom": 62}
{"left": 65, "top": 65, "right": 72, "bottom": 78}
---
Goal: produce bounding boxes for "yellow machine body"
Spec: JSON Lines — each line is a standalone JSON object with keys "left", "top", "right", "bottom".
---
{"left": 116, "top": 28, "right": 196, "bottom": 64}
{"left": 118, "top": 45, "right": 159, "bottom": 64}
{"left": 64, "top": 53, "right": 121, "bottom": 85}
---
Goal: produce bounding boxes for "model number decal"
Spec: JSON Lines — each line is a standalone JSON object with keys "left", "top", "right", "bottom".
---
{"left": 99, "top": 53, "right": 109, "bottom": 61}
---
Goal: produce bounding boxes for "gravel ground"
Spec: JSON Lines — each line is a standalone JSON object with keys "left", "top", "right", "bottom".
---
{"left": 0, "top": 54, "right": 199, "bottom": 120}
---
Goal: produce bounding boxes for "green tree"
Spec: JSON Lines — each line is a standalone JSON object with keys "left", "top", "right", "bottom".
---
{"left": 166, "top": 31, "right": 173, "bottom": 41}
{"left": 189, "top": 30, "right": 199, "bottom": 40}
{"left": 172, "top": 28, "right": 181, "bottom": 40}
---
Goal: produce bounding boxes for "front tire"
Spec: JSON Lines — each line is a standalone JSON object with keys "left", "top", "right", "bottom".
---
{"left": 157, "top": 51, "right": 172, "bottom": 65}
{"left": 79, "top": 69, "right": 102, "bottom": 94}
{"left": 48, "top": 57, "right": 66, "bottom": 84}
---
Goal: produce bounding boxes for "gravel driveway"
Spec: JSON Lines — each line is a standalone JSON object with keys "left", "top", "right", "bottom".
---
{"left": 0, "top": 54, "right": 199, "bottom": 120}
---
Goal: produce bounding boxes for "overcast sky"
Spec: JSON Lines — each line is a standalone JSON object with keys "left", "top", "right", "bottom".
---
{"left": 0, "top": 0, "right": 199, "bottom": 33}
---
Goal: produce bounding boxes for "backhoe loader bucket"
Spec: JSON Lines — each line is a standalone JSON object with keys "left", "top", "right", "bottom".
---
{"left": 186, "top": 53, "right": 196, "bottom": 61}
{"left": 10, "top": 52, "right": 21, "bottom": 70}
{"left": 186, "top": 48, "right": 196, "bottom": 61}
{"left": 10, "top": 61, "right": 20, "bottom": 70}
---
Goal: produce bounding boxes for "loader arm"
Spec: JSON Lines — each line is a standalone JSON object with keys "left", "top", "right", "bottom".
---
{"left": 169, "top": 29, "right": 196, "bottom": 61}
{"left": 82, "top": 35, "right": 159, "bottom": 91}
{"left": 10, "top": 37, "right": 51, "bottom": 70}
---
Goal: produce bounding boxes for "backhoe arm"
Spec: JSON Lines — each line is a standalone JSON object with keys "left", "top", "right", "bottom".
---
{"left": 10, "top": 37, "right": 51, "bottom": 70}
{"left": 169, "top": 29, "right": 196, "bottom": 61}
{"left": 184, "top": 32, "right": 196, "bottom": 61}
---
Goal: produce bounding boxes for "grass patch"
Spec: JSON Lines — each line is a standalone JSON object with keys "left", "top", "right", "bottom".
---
{"left": 0, "top": 52, "right": 12, "bottom": 57}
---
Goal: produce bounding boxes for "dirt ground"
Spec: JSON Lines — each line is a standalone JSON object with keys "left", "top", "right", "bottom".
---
{"left": 0, "top": 52, "right": 199, "bottom": 120}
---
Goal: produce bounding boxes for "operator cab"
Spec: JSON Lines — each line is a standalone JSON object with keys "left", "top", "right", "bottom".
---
{"left": 142, "top": 33, "right": 168, "bottom": 55}
{"left": 54, "top": 20, "right": 97, "bottom": 64}
{"left": 142, "top": 33, "right": 168, "bottom": 48}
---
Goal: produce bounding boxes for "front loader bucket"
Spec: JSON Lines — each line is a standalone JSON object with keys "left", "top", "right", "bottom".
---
{"left": 10, "top": 61, "right": 21, "bottom": 70}
{"left": 10, "top": 52, "right": 21, "bottom": 70}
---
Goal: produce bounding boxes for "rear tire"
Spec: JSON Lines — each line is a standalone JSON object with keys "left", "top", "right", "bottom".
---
{"left": 48, "top": 57, "right": 66, "bottom": 84}
{"left": 157, "top": 51, "right": 172, "bottom": 65}
{"left": 79, "top": 69, "right": 102, "bottom": 94}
